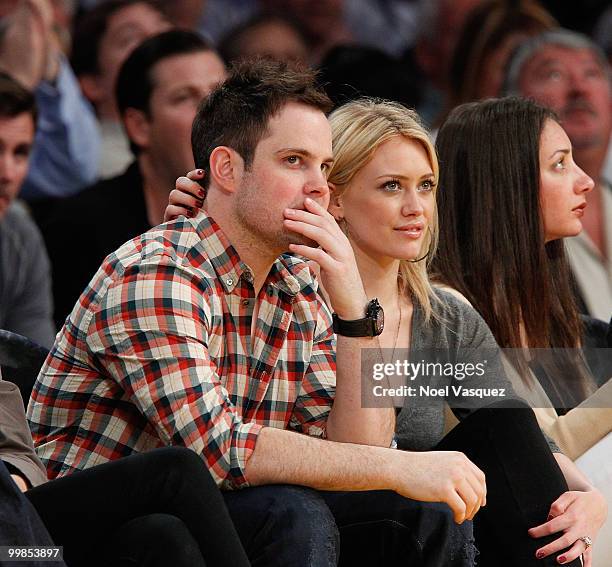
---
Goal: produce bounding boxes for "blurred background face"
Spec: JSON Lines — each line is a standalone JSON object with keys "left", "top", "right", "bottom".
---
{"left": 234, "top": 20, "right": 308, "bottom": 63}
{"left": 0, "top": 112, "right": 34, "bottom": 218}
{"left": 91, "top": 2, "right": 170, "bottom": 115}
{"left": 539, "top": 119, "right": 594, "bottom": 241}
{"left": 262, "top": 0, "right": 343, "bottom": 41}
{"left": 145, "top": 50, "right": 226, "bottom": 180}
{"left": 477, "top": 32, "right": 531, "bottom": 99}
{"left": 416, "top": 0, "right": 483, "bottom": 88}
{"left": 159, "top": 0, "right": 205, "bottom": 30}
{"left": 519, "top": 46, "right": 612, "bottom": 150}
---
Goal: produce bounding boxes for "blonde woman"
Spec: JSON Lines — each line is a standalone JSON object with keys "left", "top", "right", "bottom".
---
{"left": 165, "top": 98, "right": 601, "bottom": 566}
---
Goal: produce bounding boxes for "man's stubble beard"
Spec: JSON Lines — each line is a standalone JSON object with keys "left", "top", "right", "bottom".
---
{"left": 233, "top": 178, "right": 319, "bottom": 254}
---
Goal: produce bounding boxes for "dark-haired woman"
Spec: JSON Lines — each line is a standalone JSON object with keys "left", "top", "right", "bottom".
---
{"left": 433, "top": 96, "right": 609, "bottom": 567}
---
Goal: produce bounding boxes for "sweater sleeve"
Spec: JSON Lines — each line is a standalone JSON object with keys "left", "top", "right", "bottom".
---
{"left": 431, "top": 288, "right": 562, "bottom": 454}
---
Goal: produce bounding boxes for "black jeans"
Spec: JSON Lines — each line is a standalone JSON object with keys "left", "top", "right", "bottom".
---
{"left": 224, "top": 485, "right": 339, "bottom": 567}
{"left": 224, "top": 485, "right": 475, "bottom": 567}
{"left": 322, "top": 490, "right": 476, "bottom": 566}
{"left": 433, "top": 400, "right": 581, "bottom": 567}
{"left": 26, "top": 447, "right": 250, "bottom": 567}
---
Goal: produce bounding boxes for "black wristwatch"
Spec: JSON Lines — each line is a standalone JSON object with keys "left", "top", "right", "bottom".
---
{"left": 332, "top": 298, "right": 384, "bottom": 337}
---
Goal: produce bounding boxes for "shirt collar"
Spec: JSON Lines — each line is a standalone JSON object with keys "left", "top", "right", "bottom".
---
{"left": 193, "top": 210, "right": 313, "bottom": 296}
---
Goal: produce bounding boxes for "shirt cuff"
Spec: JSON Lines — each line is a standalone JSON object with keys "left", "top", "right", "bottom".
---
{"left": 223, "top": 421, "right": 264, "bottom": 490}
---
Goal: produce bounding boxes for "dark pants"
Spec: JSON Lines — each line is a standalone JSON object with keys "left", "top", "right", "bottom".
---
{"left": 0, "top": 460, "right": 63, "bottom": 567}
{"left": 26, "top": 447, "right": 250, "bottom": 567}
{"left": 224, "top": 401, "right": 582, "bottom": 567}
{"left": 434, "top": 400, "right": 581, "bottom": 567}
{"left": 224, "top": 485, "right": 339, "bottom": 567}
{"left": 224, "top": 485, "right": 475, "bottom": 567}
{"left": 322, "top": 491, "right": 475, "bottom": 567}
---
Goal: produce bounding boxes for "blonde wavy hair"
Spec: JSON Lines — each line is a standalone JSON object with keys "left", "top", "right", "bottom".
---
{"left": 328, "top": 98, "right": 440, "bottom": 321}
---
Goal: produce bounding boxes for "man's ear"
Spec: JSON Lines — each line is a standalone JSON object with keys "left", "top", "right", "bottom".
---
{"left": 327, "top": 182, "right": 344, "bottom": 221}
{"left": 209, "top": 146, "right": 242, "bottom": 194}
{"left": 123, "top": 108, "right": 150, "bottom": 150}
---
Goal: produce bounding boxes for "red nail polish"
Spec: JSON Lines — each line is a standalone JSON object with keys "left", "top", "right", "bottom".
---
{"left": 547, "top": 514, "right": 553, "bottom": 521}
{"left": 536, "top": 551, "right": 544, "bottom": 559}
{"left": 197, "top": 169, "right": 203, "bottom": 175}
{"left": 198, "top": 190, "right": 205, "bottom": 198}
{"left": 558, "top": 556, "right": 566, "bottom": 564}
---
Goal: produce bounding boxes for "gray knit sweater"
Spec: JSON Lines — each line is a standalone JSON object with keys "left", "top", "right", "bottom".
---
{"left": 395, "top": 289, "right": 560, "bottom": 453}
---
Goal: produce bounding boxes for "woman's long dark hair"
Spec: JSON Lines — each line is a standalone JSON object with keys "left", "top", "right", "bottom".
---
{"left": 432, "top": 97, "right": 589, "bottom": 401}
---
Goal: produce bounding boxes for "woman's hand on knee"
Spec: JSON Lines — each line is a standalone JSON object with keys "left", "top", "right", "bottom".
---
{"left": 528, "top": 489, "right": 607, "bottom": 565}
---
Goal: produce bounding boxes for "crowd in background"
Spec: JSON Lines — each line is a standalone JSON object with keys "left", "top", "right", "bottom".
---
{"left": 0, "top": 1, "right": 610, "bottom": 566}
{"left": 0, "top": 0, "right": 610, "bottom": 340}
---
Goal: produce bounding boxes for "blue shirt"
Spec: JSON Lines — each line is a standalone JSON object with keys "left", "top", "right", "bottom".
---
{"left": 20, "top": 58, "right": 100, "bottom": 201}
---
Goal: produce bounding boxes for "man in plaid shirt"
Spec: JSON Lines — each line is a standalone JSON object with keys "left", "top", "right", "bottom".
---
{"left": 28, "top": 60, "right": 482, "bottom": 566}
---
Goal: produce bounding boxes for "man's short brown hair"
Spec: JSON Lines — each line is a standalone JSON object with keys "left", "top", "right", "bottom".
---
{"left": 191, "top": 58, "right": 332, "bottom": 189}
{"left": 0, "top": 72, "right": 37, "bottom": 125}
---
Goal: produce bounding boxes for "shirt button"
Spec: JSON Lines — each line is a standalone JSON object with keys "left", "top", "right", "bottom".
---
{"left": 226, "top": 278, "right": 233, "bottom": 286}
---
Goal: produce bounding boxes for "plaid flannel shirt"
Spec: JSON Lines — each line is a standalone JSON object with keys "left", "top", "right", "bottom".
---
{"left": 27, "top": 212, "right": 336, "bottom": 489}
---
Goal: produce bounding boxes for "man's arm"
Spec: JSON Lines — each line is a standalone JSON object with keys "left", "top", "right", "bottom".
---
{"left": 245, "top": 426, "right": 486, "bottom": 524}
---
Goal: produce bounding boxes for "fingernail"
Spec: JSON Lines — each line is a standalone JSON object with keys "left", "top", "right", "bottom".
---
{"left": 305, "top": 197, "right": 312, "bottom": 204}
{"left": 536, "top": 550, "right": 544, "bottom": 559}
{"left": 198, "top": 190, "right": 205, "bottom": 198}
{"left": 558, "top": 556, "right": 566, "bottom": 564}
{"left": 285, "top": 208, "right": 296, "bottom": 216}
{"left": 547, "top": 514, "right": 553, "bottom": 521}
{"left": 196, "top": 199, "right": 203, "bottom": 208}
{"left": 197, "top": 169, "right": 203, "bottom": 175}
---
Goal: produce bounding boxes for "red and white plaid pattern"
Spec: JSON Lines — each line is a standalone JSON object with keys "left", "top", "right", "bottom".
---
{"left": 28, "top": 212, "right": 336, "bottom": 489}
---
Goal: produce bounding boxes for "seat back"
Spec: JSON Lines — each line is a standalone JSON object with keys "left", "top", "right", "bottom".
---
{"left": 0, "top": 330, "right": 49, "bottom": 406}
